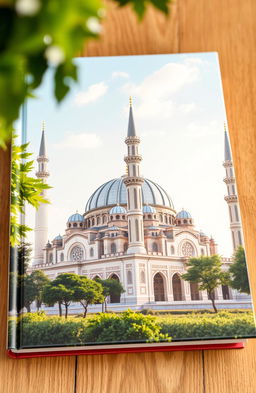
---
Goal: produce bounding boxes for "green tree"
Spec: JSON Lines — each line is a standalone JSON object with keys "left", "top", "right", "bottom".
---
{"left": 229, "top": 246, "right": 250, "bottom": 294}
{"left": 73, "top": 276, "right": 104, "bottom": 318}
{"left": 182, "top": 255, "right": 230, "bottom": 313}
{"left": 30, "top": 270, "right": 50, "bottom": 310}
{"left": 0, "top": 0, "right": 171, "bottom": 148}
{"left": 22, "top": 274, "right": 38, "bottom": 312}
{"left": 96, "top": 278, "right": 125, "bottom": 312}
{"left": 11, "top": 136, "right": 50, "bottom": 246}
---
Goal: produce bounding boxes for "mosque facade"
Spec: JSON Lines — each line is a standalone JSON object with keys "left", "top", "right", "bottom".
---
{"left": 31, "top": 100, "right": 249, "bottom": 311}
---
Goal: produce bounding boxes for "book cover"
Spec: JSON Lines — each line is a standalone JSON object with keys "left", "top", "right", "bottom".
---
{"left": 8, "top": 52, "right": 256, "bottom": 357}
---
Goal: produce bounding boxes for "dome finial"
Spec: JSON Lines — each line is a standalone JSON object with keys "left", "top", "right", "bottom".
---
{"left": 129, "top": 96, "right": 132, "bottom": 107}
{"left": 224, "top": 122, "right": 227, "bottom": 132}
{"left": 42, "top": 120, "right": 45, "bottom": 132}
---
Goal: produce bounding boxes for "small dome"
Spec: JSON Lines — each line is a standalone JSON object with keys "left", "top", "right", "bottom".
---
{"left": 143, "top": 205, "right": 156, "bottom": 214}
{"left": 109, "top": 205, "right": 127, "bottom": 214}
{"left": 68, "top": 213, "right": 84, "bottom": 223}
{"left": 176, "top": 210, "right": 192, "bottom": 219}
{"left": 54, "top": 234, "right": 63, "bottom": 241}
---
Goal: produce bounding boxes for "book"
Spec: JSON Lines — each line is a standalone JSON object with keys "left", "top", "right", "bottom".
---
{"left": 8, "top": 52, "right": 256, "bottom": 358}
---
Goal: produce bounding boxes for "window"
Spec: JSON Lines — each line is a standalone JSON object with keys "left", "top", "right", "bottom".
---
{"left": 232, "top": 185, "right": 235, "bottom": 195}
{"left": 73, "top": 223, "right": 77, "bottom": 227}
{"left": 71, "top": 246, "right": 84, "bottom": 261}
{"left": 110, "top": 243, "right": 116, "bottom": 254}
{"left": 148, "top": 214, "right": 152, "bottom": 219}
{"left": 234, "top": 205, "right": 239, "bottom": 221}
{"left": 165, "top": 216, "right": 168, "bottom": 224}
{"left": 184, "top": 219, "right": 187, "bottom": 224}
{"left": 140, "top": 270, "right": 146, "bottom": 284}
{"left": 97, "top": 216, "right": 100, "bottom": 225}
{"left": 135, "top": 219, "right": 139, "bottom": 241}
{"left": 232, "top": 231, "right": 236, "bottom": 249}
{"left": 92, "top": 218, "right": 95, "bottom": 226}
{"left": 127, "top": 270, "right": 132, "bottom": 284}
{"left": 181, "top": 242, "right": 195, "bottom": 257}
{"left": 103, "top": 215, "right": 107, "bottom": 224}
{"left": 171, "top": 246, "right": 175, "bottom": 255}
{"left": 90, "top": 248, "right": 94, "bottom": 257}
{"left": 134, "top": 189, "right": 138, "bottom": 209}
{"left": 238, "top": 230, "right": 242, "bottom": 245}
{"left": 124, "top": 243, "right": 128, "bottom": 252}
{"left": 152, "top": 242, "right": 158, "bottom": 252}
{"left": 60, "top": 253, "right": 64, "bottom": 262}
{"left": 229, "top": 206, "right": 233, "bottom": 222}
{"left": 49, "top": 253, "right": 53, "bottom": 263}
{"left": 116, "top": 215, "right": 120, "bottom": 220}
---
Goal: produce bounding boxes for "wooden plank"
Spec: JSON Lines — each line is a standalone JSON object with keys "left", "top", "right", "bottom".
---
{"left": 76, "top": 351, "right": 202, "bottom": 393}
{"left": 77, "top": 3, "right": 203, "bottom": 393}
{"left": 0, "top": 145, "right": 76, "bottom": 393}
{"left": 179, "top": 1, "right": 256, "bottom": 392}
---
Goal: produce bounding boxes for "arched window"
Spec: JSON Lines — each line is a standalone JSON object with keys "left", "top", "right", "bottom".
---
{"left": 122, "top": 215, "right": 125, "bottom": 220}
{"left": 110, "top": 215, "right": 113, "bottom": 221}
{"left": 234, "top": 205, "right": 239, "bottom": 221}
{"left": 70, "top": 246, "right": 84, "bottom": 261}
{"left": 172, "top": 274, "right": 183, "bottom": 301}
{"left": 116, "top": 215, "right": 120, "bottom": 220}
{"left": 160, "top": 214, "right": 163, "bottom": 223}
{"left": 93, "top": 275, "right": 101, "bottom": 281}
{"left": 148, "top": 214, "right": 152, "bottom": 219}
{"left": 229, "top": 206, "right": 233, "bottom": 222}
{"left": 127, "top": 270, "right": 132, "bottom": 284}
{"left": 49, "top": 253, "right": 53, "bottom": 263}
{"left": 109, "top": 274, "right": 121, "bottom": 303}
{"left": 103, "top": 215, "right": 107, "bottom": 224}
{"left": 110, "top": 243, "right": 116, "bottom": 254}
{"left": 69, "top": 223, "right": 71, "bottom": 228}
{"left": 184, "top": 219, "right": 187, "bottom": 224}
{"left": 73, "top": 223, "right": 77, "bottom": 227}
{"left": 232, "top": 185, "right": 235, "bottom": 195}
{"left": 97, "top": 216, "right": 100, "bottom": 225}
{"left": 88, "top": 219, "right": 91, "bottom": 227}
{"left": 135, "top": 219, "right": 139, "bottom": 241}
{"left": 171, "top": 246, "right": 175, "bottom": 255}
{"left": 181, "top": 242, "right": 195, "bottom": 257}
{"left": 92, "top": 218, "right": 95, "bottom": 226}
{"left": 140, "top": 270, "right": 146, "bottom": 284}
{"left": 152, "top": 242, "right": 158, "bottom": 252}
{"left": 124, "top": 243, "right": 128, "bottom": 252}
{"left": 90, "top": 248, "right": 94, "bottom": 257}
{"left": 153, "top": 273, "right": 166, "bottom": 301}
{"left": 164, "top": 215, "right": 168, "bottom": 224}
{"left": 60, "top": 252, "right": 64, "bottom": 262}
{"left": 169, "top": 217, "right": 172, "bottom": 224}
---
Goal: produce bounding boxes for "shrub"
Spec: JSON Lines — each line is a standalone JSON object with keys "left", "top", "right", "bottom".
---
{"left": 80, "top": 310, "right": 171, "bottom": 344}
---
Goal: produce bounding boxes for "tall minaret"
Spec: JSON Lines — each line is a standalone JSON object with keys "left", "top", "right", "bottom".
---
{"left": 33, "top": 123, "right": 50, "bottom": 265}
{"left": 124, "top": 98, "right": 146, "bottom": 254}
{"left": 223, "top": 124, "right": 244, "bottom": 251}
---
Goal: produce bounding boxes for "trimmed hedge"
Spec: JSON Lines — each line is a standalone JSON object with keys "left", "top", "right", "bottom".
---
{"left": 9, "top": 310, "right": 256, "bottom": 348}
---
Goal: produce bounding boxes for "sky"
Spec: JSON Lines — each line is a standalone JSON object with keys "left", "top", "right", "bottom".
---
{"left": 19, "top": 52, "right": 238, "bottom": 257}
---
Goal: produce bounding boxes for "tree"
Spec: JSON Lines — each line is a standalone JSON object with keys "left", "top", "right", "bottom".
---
{"left": 0, "top": 0, "right": 171, "bottom": 148}
{"left": 96, "top": 278, "right": 125, "bottom": 312}
{"left": 30, "top": 270, "right": 50, "bottom": 310}
{"left": 73, "top": 276, "right": 104, "bottom": 318}
{"left": 42, "top": 273, "right": 78, "bottom": 318}
{"left": 182, "top": 255, "right": 230, "bottom": 313}
{"left": 22, "top": 275, "right": 38, "bottom": 312}
{"left": 10, "top": 242, "right": 32, "bottom": 275}
{"left": 11, "top": 136, "right": 50, "bottom": 246}
{"left": 229, "top": 246, "right": 250, "bottom": 294}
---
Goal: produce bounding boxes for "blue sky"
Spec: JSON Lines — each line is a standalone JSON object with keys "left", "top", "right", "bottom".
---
{"left": 22, "top": 52, "right": 237, "bottom": 257}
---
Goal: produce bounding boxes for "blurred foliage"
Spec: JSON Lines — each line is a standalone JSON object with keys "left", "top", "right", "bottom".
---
{"left": 11, "top": 135, "right": 50, "bottom": 245}
{"left": 229, "top": 246, "right": 250, "bottom": 295}
{"left": 0, "top": 0, "right": 171, "bottom": 148}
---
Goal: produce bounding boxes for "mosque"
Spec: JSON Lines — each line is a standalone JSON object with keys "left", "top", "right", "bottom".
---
{"left": 31, "top": 99, "right": 249, "bottom": 311}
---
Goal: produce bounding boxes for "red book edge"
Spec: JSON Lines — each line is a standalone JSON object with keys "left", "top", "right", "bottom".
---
{"left": 7, "top": 342, "right": 244, "bottom": 359}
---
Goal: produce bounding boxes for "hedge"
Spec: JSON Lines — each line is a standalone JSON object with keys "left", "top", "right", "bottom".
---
{"left": 9, "top": 310, "right": 256, "bottom": 348}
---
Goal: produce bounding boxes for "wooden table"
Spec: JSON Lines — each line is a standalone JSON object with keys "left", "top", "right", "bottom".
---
{"left": 1, "top": 1, "right": 256, "bottom": 392}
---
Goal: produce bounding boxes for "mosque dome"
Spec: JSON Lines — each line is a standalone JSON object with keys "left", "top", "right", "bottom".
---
{"left": 68, "top": 213, "right": 84, "bottom": 223}
{"left": 176, "top": 210, "right": 192, "bottom": 219}
{"left": 85, "top": 177, "right": 174, "bottom": 212}
{"left": 54, "top": 234, "right": 63, "bottom": 241}
{"left": 143, "top": 205, "right": 156, "bottom": 214}
{"left": 109, "top": 205, "right": 127, "bottom": 214}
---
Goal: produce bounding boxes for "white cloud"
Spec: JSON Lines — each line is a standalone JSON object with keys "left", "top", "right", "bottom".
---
{"left": 74, "top": 82, "right": 108, "bottom": 106}
{"left": 112, "top": 71, "right": 129, "bottom": 79}
{"left": 57, "top": 132, "right": 102, "bottom": 149}
{"left": 186, "top": 120, "right": 219, "bottom": 137}
{"left": 122, "top": 58, "right": 201, "bottom": 119}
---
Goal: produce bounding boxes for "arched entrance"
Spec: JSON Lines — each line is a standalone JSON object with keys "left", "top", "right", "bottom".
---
{"left": 190, "top": 282, "right": 200, "bottom": 300}
{"left": 222, "top": 285, "right": 231, "bottom": 300}
{"left": 153, "top": 273, "right": 166, "bottom": 301}
{"left": 172, "top": 274, "right": 183, "bottom": 301}
{"left": 109, "top": 273, "right": 121, "bottom": 303}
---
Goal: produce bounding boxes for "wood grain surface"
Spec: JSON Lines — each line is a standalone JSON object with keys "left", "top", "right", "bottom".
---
{"left": 1, "top": 0, "right": 256, "bottom": 392}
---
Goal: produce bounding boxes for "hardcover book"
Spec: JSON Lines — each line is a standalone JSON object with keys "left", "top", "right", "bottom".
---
{"left": 8, "top": 53, "right": 256, "bottom": 358}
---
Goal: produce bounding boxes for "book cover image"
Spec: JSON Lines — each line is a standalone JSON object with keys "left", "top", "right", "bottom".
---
{"left": 8, "top": 52, "right": 256, "bottom": 356}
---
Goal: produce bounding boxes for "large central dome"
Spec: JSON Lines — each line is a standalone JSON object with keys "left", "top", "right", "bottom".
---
{"left": 85, "top": 177, "right": 174, "bottom": 212}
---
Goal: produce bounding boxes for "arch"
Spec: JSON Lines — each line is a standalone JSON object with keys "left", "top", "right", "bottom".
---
{"left": 90, "top": 247, "right": 94, "bottom": 257}
{"left": 109, "top": 273, "right": 121, "bottom": 303}
{"left": 110, "top": 243, "right": 116, "bottom": 254}
{"left": 127, "top": 270, "right": 133, "bottom": 284}
{"left": 172, "top": 273, "right": 183, "bottom": 301}
{"left": 190, "top": 282, "right": 200, "bottom": 300}
{"left": 153, "top": 272, "right": 166, "bottom": 301}
{"left": 152, "top": 242, "right": 158, "bottom": 252}
{"left": 222, "top": 285, "right": 231, "bottom": 300}
{"left": 93, "top": 275, "right": 101, "bottom": 281}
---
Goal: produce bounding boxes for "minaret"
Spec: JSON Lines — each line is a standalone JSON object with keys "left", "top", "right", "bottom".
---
{"left": 223, "top": 124, "right": 243, "bottom": 250}
{"left": 124, "top": 98, "right": 146, "bottom": 254}
{"left": 33, "top": 122, "right": 50, "bottom": 265}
